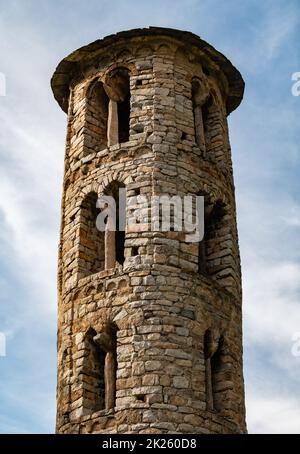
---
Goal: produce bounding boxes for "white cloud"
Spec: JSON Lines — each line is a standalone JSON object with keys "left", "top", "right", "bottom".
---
{"left": 0, "top": 378, "right": 56, "bottom": 434}
{"left": 246, "top": 393, "right": 300, "bottom": 434}
{"left": 0, "top": 109, "right": 62, "bottom": 311}
{"left": 261, "top": 5, "right": 299, "bottom": 61}
{"left": 283, "top": 205, "right": 300, "bottom": 227}
{"left": 218, "top": 1, "right": 300, "bottom": 75}
{"left": 244, "top": 260, "right": 300, "bottom": 344}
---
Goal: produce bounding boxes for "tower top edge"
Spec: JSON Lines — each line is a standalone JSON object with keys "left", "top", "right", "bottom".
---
{"left": 51, "top": 26, "right": 244, "bottom": 114}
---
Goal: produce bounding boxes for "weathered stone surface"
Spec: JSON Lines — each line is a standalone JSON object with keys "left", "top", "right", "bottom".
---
{"left": 53, "top": 27, "right": 246, "bottom": 435}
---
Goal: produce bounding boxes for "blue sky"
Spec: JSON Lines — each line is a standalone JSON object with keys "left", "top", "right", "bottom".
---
{"left": 0, "top": 0, "right": 300, "bottom": 433}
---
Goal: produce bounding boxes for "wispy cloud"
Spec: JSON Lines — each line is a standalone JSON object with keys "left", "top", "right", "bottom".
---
{"left": 260, "top": 3, "right": 299, "bottom": 61}
{"left": 247, "top": 393, "right": 300, "bottom": 433}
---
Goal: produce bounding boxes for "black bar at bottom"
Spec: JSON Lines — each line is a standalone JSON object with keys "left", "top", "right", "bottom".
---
{"left": 0, "top": 434, "right": 297, "bottom": 451}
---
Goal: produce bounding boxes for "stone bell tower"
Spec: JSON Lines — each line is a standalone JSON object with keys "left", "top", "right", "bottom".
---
{"left": 51, "top": 27, "right": 246, "bottom": 434}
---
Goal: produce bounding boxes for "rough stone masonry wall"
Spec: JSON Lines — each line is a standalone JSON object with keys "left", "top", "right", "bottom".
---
{"left": 54, "top": 30, "right": 246, "bottom": 434}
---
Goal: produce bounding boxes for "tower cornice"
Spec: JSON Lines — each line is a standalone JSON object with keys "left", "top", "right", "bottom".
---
{"left": 51, "top": 26, "right": 244, "bottom": 115}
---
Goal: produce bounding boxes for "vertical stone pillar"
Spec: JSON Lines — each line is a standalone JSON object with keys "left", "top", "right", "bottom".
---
{"left": 205, "top": 357, "right": 213, "bottom": 411}
{"left": 105, "top": 351, "right": 116, "bottom": 410}
{"left": 107, "top": 100, "right": 119, "bottom": 147}
{"left": 194, "top": 103, "right": 205, "bottom": 150}
{"left": 105, "top": 230, "right": 116, "bottom": 269}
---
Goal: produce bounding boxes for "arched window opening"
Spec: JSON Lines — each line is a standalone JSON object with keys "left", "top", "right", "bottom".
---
{"left": 93, "top": 324, "right": 118, "bottom": 410}
{"left": 192, "top": 78, "right": 217, "bottom": 155}
{"left": 86, "top": 81, "right": 109, "bottom": 152}
{"left": 103, "top": 181, "right": 126, "bottom": 268}
{"left": 82, "top": 328, "right": 106, "bottom": 412}
{"left": 201, "top": 95, "right": 213, "bottom": 144}
{"left": 198, "top": 200, "right": 226, "bottom": 276}
{"left": 192, "top": 80, "right": 227, "bottom": 166}
{"left": 204, "top": 330, "right": 224, "bottom": 412}
{"left": 198, "top": 194, "right": 211, "bottom": 274}
{"left": 104, "top": 68, "right": 130, "bottom": 146}
{"left": 192, "top": 79, "right": 210, "bottom": 151}
{"left": 79, "top": 192, "right": 105, "bottom": 278}
{"left": 211, "top": 336, "right": 224, "bottom": 412}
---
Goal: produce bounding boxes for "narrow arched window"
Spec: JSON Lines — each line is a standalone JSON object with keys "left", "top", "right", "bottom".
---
{"left": 104, "top": 68, "right": 130, "bottom": 146}
{"left": 201, "top": 95, "right": 213, "bottom": 148}
{"left": 117, "top": 78, "right": 130, "bottom": 143}
{"left": 192, "top": 78, "right": 214, "bottom": 153}
{"left": 103, "top": 181, "right": 126, "bottom": 269}
{"left": 86, "top": 81, "right": 109, "bottom": 152}
{"left": 211, "top": 336, "right": 224, "bottom": 412}
{"left": 192, "top": 79, "right": 206, "bottom": 150}
{"left": 82, "top": 328, "right": 106, "bottom": 412}
{"left": 99, "top": 181, "right": 126, "bottom": 269}
{"left": 198, "top": 194, "right": 211, "bottom": 274}
{"left": 192, "top": 80, "right": 227, "bottom": 168}
{"left": 93, "top": 324, "right": 118, "bottom": 410}
{"left": 82, "top": 325, "right": 118, "bottom": 413}
{"left": 79, "top": 192, "right": 105, "bottom": 278}
{"left": 204, "top": 330, "right": 223, "bottom": 412}
{"left": 198, "top": 200, "right": 226, "bottom": 276}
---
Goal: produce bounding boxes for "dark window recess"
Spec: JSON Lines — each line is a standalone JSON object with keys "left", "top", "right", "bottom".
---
{"left": 118, "top": 91, "right": 130, "bottom": 143}
{"left": 131, "top": 246, "right": 139, "bottom": 256}
{"left": 94, "top": 346, "right": 106, "bottom": 411}
{"left": 115, "top": 183, "right": 125, "bottom": 265}
{"left": 170, "top": 204, "right": 175, "bottom": 231}
{"left": 181, "top": 131, "right": 187, "bottom": 140}
{"left": 203, "top": 66, "right": 210, "bottom": 76}
{"left": 104, "top": 181, "right": 126, "bottom": 266}
{"left": 198, "top": 200, "right": 226, "bottom": 275}
{"left": 62, "top": 349, "right": 68, "bottom": 362}
{"left": 198, "top": 241, "right": 206, "bottom": 273}
{"left": 116, "top": 230, "right": 125, "bottom": 264}
{"left": 82, "top": 328, "right": 106, "bottom": 412}
{"left": 204, "top": 330, "right": 224, "bottom": 412}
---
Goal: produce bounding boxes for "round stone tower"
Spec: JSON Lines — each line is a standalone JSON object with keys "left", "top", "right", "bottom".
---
{"left": 51, "top": 27, "right": 246, "bottom": 434}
